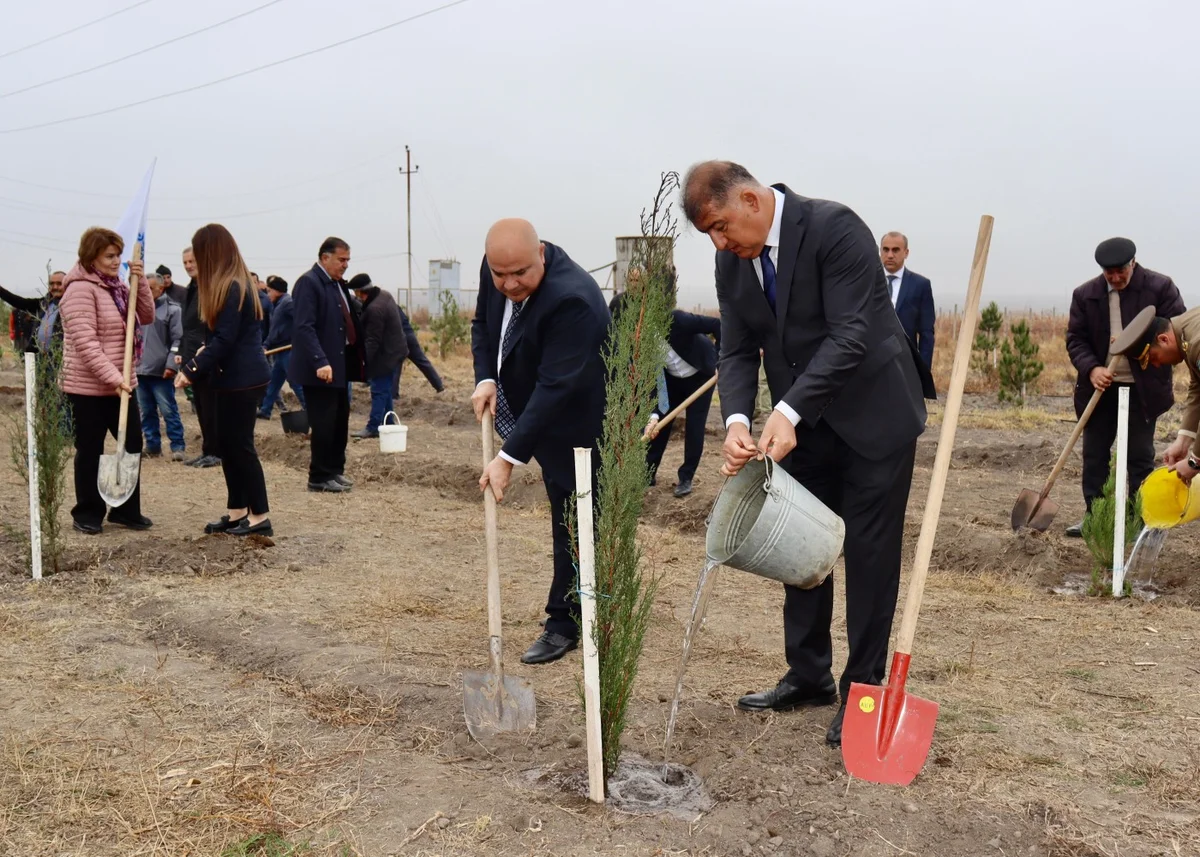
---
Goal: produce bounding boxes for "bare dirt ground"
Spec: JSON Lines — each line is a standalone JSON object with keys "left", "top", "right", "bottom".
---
{"left": 0, "top": 354, "right": 1198, "bottom": 857}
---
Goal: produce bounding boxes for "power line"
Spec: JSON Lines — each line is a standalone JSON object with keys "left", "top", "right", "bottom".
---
{"left": 0, "top": 0, "right": 159, "bottom": 61}
{"left": 0, "top": 0, "right": 290, "bottom": 101}
{"left": 0, "top": 0, "right": 474, "bottom": 134}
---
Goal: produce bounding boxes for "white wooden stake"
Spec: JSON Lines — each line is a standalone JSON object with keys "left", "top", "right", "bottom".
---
{"left": 573, "top": 447, "right": 604, "bottom": 804}
{"left": 25, "top": 353, "right": 42, "bottom": 581}
{"left": 1112, "top": 386, "right": 1129, "bottom": 597}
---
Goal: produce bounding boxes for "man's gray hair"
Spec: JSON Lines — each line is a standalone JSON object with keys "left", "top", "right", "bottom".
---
{"left": 881, "top": 231, "right": 909, "bottom": 249}
{"left": 681, "top": 160, "right": 760, "bottom": 225}
{"left": 147, "top": 272, "right": 164, "bottom": 284}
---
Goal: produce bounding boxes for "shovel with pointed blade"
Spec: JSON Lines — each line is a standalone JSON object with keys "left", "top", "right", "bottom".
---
{"left": 463, "top": 412, "right": 536, "bottom": 741}
{"left": 1011, "top": 307, "right": 1158, "bottom": 533}
{"left": 843, "top": 215, "right": 993, "bottom": 785}
{"left": 97, "top": 243, "right": 144, "bottom": 509}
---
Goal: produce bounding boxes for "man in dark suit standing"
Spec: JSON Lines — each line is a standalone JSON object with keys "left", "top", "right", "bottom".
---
{"left": 471, "top": 219, "right": 610, "bottom": 665}
{"left": 1064, "top": 237, "right": 1185, "bottom": 536}
{"left": 880, "top": 232, "right": 935, "bottom": 369}
{"left": 289, "top": 237, "right": 365, "bottom": 493}
{"left": 645, "top": 305, "right": 721, "bottom": 497}
{"left": 682, "top": 161, "right": 935, "bottom": 747}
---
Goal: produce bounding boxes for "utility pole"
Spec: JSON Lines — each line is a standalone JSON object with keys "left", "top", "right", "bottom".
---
{"left": 398, "top": 146, "right": 419, "bottom": 312}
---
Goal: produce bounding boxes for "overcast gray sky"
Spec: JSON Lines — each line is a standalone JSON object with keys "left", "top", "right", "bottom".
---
{"left": 2, "top": 0, "right": 1198, "bottom": 312}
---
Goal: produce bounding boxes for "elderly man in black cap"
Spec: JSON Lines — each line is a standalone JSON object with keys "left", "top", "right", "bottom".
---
{"left": 1116, "top": 307, "right": 1200, "bottom": 486}
{"left": 1064, "top": 237, "right": 1186, "bottom": 536}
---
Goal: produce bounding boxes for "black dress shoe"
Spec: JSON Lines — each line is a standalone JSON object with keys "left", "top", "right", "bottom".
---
{"left": 674, "top": 479, "right": 693, "bottom": 497}
{"left": 308, "top": 479, "right": 350, "bottom": 493}
{"left": 737, "top": 679, "right": 838, "bottom": 712}
{"left": 1065, "top": 521, "right": 1084, "bottom": 538}
{"left": 184, "top": 454, "right": 206, "bottom": 467}
{"left": 825, "top": 701, "right": 847, "bottom": 747}
{"left": 107, "top": 513, "right": 153, "bottom": 531}
{"left": 195, "top": 455, "right": 222, "bottom": 469}
{"left": 73, "top": 520, "right": 102, "bottom": 535}
{"left": 205, "top": 514, "right": 247, "bottom": 535}
{"left": 521, "top": 631, "right": 578, "bottom": 665}
{"left": 333, "top": 474, "right": 354, "bottom": 488}
{"left": 227, "top": 518, "right": 273, "bottom": 537}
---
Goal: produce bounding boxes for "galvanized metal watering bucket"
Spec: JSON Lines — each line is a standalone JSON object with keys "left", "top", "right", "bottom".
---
{"left": 705, "top": 456, "right": 845, "bottom": 589}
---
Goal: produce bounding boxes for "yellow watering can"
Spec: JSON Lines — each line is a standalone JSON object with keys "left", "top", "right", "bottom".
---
{"left": 1139, "top": 466, "right": 1200, "bottom": 529}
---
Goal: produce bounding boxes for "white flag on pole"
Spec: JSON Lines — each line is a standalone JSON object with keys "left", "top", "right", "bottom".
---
{"left": 115, "top": 158, "right": 156, "bottom": 275}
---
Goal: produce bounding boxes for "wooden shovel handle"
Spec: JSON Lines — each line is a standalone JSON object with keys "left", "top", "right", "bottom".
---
{"left": 647, "top": 372, "right": 717, "bottom": 439}
{"left": 265, "top": 345, "right": 292, "bottom": 357}
{"left": 895, "top": 216, "right": 993, "bottom": 656}
{"left": 115, "top": 242, "right": 143, "bottom": 444}
{"left": 1035, "top": 355, "right": 1121, "bottom": 500}
{"left": 481, "top": 413, "right": 504, "bottom": 674}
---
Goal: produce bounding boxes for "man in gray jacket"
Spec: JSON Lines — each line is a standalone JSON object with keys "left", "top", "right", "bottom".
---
{"left": 136, "top": 274, "right": 186, "bottom": 460}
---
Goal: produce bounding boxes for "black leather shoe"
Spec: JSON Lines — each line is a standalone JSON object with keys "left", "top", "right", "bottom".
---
{"left": 674, "top": 479, "right": 693, "bottom": 497}
{"left": 184, "top": 454, "right": 205, "bottom": 466}
{"left": 520, "top": 631, "right": 578, "bottom": 665}
{"left": 205, "top": 515, "right": 247, "bottom": 535}
{"left": 1065, "top": 522, "right": 1083, "bottom": 538}
{"left": 73, "top": 520, "right": 102, "bottom": 535}
{"left": 825, "top": 701, "right": 847, "bottom": 747}
{"left": 228, "top": 518, "right": 273, "bottom": 538}
{"left": 737, "top": 679, "right": 838, "bottom": 712}
{"left": 333, "top": 474, "right": 354, "bottom": 488}
{"left": 107, "top": 513, "right": 153, "bottom": 531}
{"left": 308, "top": 479, "right": 350, "bottom": 493}
{"left": 195, "top": 455, "right": 222, "bottom": 469}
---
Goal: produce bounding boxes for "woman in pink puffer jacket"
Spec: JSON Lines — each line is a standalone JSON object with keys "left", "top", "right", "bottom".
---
{"left": 59, "top": 226, "right": 155, "bottom": 535}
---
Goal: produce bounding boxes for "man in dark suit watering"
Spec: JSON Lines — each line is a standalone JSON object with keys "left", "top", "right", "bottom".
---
{"left": 682, "top": 161, "right": 935, "bottom": 747}
{"left": 471, "top": 219, "right": 610, "bottom": 665}
{"left": 880, "top": 232, "right": 935, "bottom": 369}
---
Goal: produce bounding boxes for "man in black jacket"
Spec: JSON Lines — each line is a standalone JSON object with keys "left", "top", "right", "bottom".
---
{"left": 348, "top": 273, "right": 408, "bottom": 438}
{"left": 645, "top": 305, "right": 721, "bottom": 497}
{"left": 288, "top": 237, "right": 365, "bottom": 493}
{"left": 683, "top": 161, "right": 934, "bottom": 748}
{"left": 395, "top": 305, "right": 444, "bottom": 397}
{"left": 471, "top": 219, "right": 610, "bottom": 665}
{"left": 257, "top": 276, "right": 306, "bottom": 419}
{"left": 178, "top": 246, "right": 221, "bottom": 468}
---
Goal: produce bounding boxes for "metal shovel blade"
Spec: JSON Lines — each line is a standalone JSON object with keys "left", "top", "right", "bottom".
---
{"left": 1011, "top": 489, "right": 1058, "bottom": 533}
{"left": 97, "top": 449, "right": 141, "bottom": 508}
{"left": 842, "top": 656, "right": 939, "bottom": 785}
{"left": 462, "top": 670, "right": 536, "bottom": 741}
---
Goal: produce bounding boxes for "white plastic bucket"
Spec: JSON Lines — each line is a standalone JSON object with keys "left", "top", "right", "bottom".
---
{"left": 378, "top": 411, "right": 408, "bottom": 453}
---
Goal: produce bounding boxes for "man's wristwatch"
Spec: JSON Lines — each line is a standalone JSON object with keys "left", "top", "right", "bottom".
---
{"left": 1188, "top": 454, "right": 1200, "bottom": 471}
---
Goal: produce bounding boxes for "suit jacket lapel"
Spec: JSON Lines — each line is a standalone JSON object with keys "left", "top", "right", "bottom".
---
{"left": 772, "top": 186, "right": 807, "bottom": 342}
{"left": 895, "top": 276, "right": 911, "bottom": 312}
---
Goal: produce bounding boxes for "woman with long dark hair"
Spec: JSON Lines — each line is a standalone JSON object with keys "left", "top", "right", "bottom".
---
{"left": 175, "top": 224, "right": 272, "bottom": 536}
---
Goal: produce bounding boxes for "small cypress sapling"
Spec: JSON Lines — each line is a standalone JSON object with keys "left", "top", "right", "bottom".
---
{"left": 997, "top": 320, "right": 1044, "bottom": 406}
{"left": 1081, "top": 453, "right": 1143, "bottom": 596}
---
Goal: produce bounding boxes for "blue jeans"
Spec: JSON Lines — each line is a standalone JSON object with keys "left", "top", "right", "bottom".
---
{"left": 258, "top": 352, "right": 306, "bottom": 416}
{"left": 136, "top": 375, "right": 185, "bottom": 452}
{"left": 366, "top": 369, "right": 400, "bottom": 433}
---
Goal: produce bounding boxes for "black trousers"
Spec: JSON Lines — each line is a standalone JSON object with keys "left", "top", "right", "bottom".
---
{"left": 1081, "top": 383, "right": 1156, "bottom": 510}
{"left": 215, "top": 388, "right": 269, "bottom": 515}
{"left": 537, "top": 446, "right": 600, "bottom": 639}
{"left": 193, "top": 383, "right": 220, "bottom": 457}
{"left": 646, "top": 371, "right": 713, "bottom": 483}
{"left": 302, "top": 383, "right": 349, "bottom": 484}
{"left": 782, "top": 420, "right": 917, "bottom": 699}
{"left": 67, "top": 393, "right": 144, "bottom": 526}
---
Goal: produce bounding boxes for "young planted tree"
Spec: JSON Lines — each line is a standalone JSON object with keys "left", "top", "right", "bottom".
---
{"left": 972, "top": 301, "right": 1003, "bottom": 376}
{"left": 572, "top": 172, "right": 675, "bottom": 783}
{"left": 997, "top": 320, "right": 1044, "bottom": 406}
{"left": 1081, "top": 454, "right": 1143, "bottom": 596}
{"left": 8, "top": 335, "right": 73, "bottom": 574}
{"left": 429, "top": 289, "right": 470, "bottom": 358}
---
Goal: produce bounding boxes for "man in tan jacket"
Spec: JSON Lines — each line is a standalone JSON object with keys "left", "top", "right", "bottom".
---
{"left": 1118, "top": 307, "right": 1200, "bottom": 485}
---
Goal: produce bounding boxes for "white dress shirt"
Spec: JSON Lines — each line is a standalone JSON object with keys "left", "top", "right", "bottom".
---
{"left": 664, "top": 346, "right": 698, "bottom": 379}
{"left": 886, "top": 266, "right": 906, "bottom": 306}
{"left": 725, "top": 188, "right": 802, "bottom": 430}
{"left": 476, "top": 298, "right": 525, "bottom": 466}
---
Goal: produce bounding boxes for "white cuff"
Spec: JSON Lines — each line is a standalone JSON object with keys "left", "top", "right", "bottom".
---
{"left": 725, "top": 414, "right": 751, "bottom": 430}
{"left": 774, "top": 401, "right": 802, "bottom": 427}
{"left": 498, "top": 450, "right": 525, "bottom": 467}
{"left": 476, "top": 379, "right": 496, "bottom": 390}
{"left": 1179, "top": 429, "right": 1197, "bottom": 440}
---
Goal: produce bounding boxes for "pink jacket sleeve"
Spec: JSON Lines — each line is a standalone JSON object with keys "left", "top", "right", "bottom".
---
{"left": 61, "top": 285, "right": 124, "bottom": 390}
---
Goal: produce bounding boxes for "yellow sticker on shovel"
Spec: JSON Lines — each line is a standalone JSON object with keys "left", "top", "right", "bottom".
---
{"left": 859, "top": 697, "right": 876, "bottom": 714}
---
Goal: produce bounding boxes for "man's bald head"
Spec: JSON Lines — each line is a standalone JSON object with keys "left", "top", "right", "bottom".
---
{"left": 485, "top": 218, "right": 546, "bottom": 302}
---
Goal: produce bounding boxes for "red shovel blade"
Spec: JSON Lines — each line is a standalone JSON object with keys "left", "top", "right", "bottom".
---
{"left": 841, "top": 653, "right": 938, "bottom": 785}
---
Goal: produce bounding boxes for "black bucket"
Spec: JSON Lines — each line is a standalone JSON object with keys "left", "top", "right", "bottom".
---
{"left": 280, "top": 409, "right": 309, "bottom": 434}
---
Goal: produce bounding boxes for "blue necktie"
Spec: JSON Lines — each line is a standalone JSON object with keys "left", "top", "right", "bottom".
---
{"left": 760, "top": 246, "right": 777, "bottom": 313}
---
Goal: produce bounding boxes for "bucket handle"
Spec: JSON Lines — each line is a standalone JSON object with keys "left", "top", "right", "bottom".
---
{"left": 382, "top": 411, "right": 400, "bottom": 427}
{"left": 761, "top": 455, "right": 776, "bottom": 493}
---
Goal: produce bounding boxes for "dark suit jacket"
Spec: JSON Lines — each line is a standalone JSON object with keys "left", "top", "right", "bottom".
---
{"left": 894, "top": 269, "right": 935, "bottom": 368}
{"left": 1066, "top": 264, "right": 1185, "bottom": 421}
{"left": 471, "top": 242, "right": 610, "bottom": 469}
{"left": 715, "top": 186, "right": 934, "bottom": 461}
{"left": 667, "top": 309, "right": 721, "bottom": 376}
{"left": 182, "top": 283, "right": 270, "bottom": 391}
{"left": 263, "top": 293, "right": 295, "bottom": 350}
{"left": 180, "top": 279, "right": 205, "bottom": 365}
{"left": 288, "top": 263, "right": 365, "bottom": 388}
{"left": 360, "top": 287, "right": 408, "bottom": 379}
